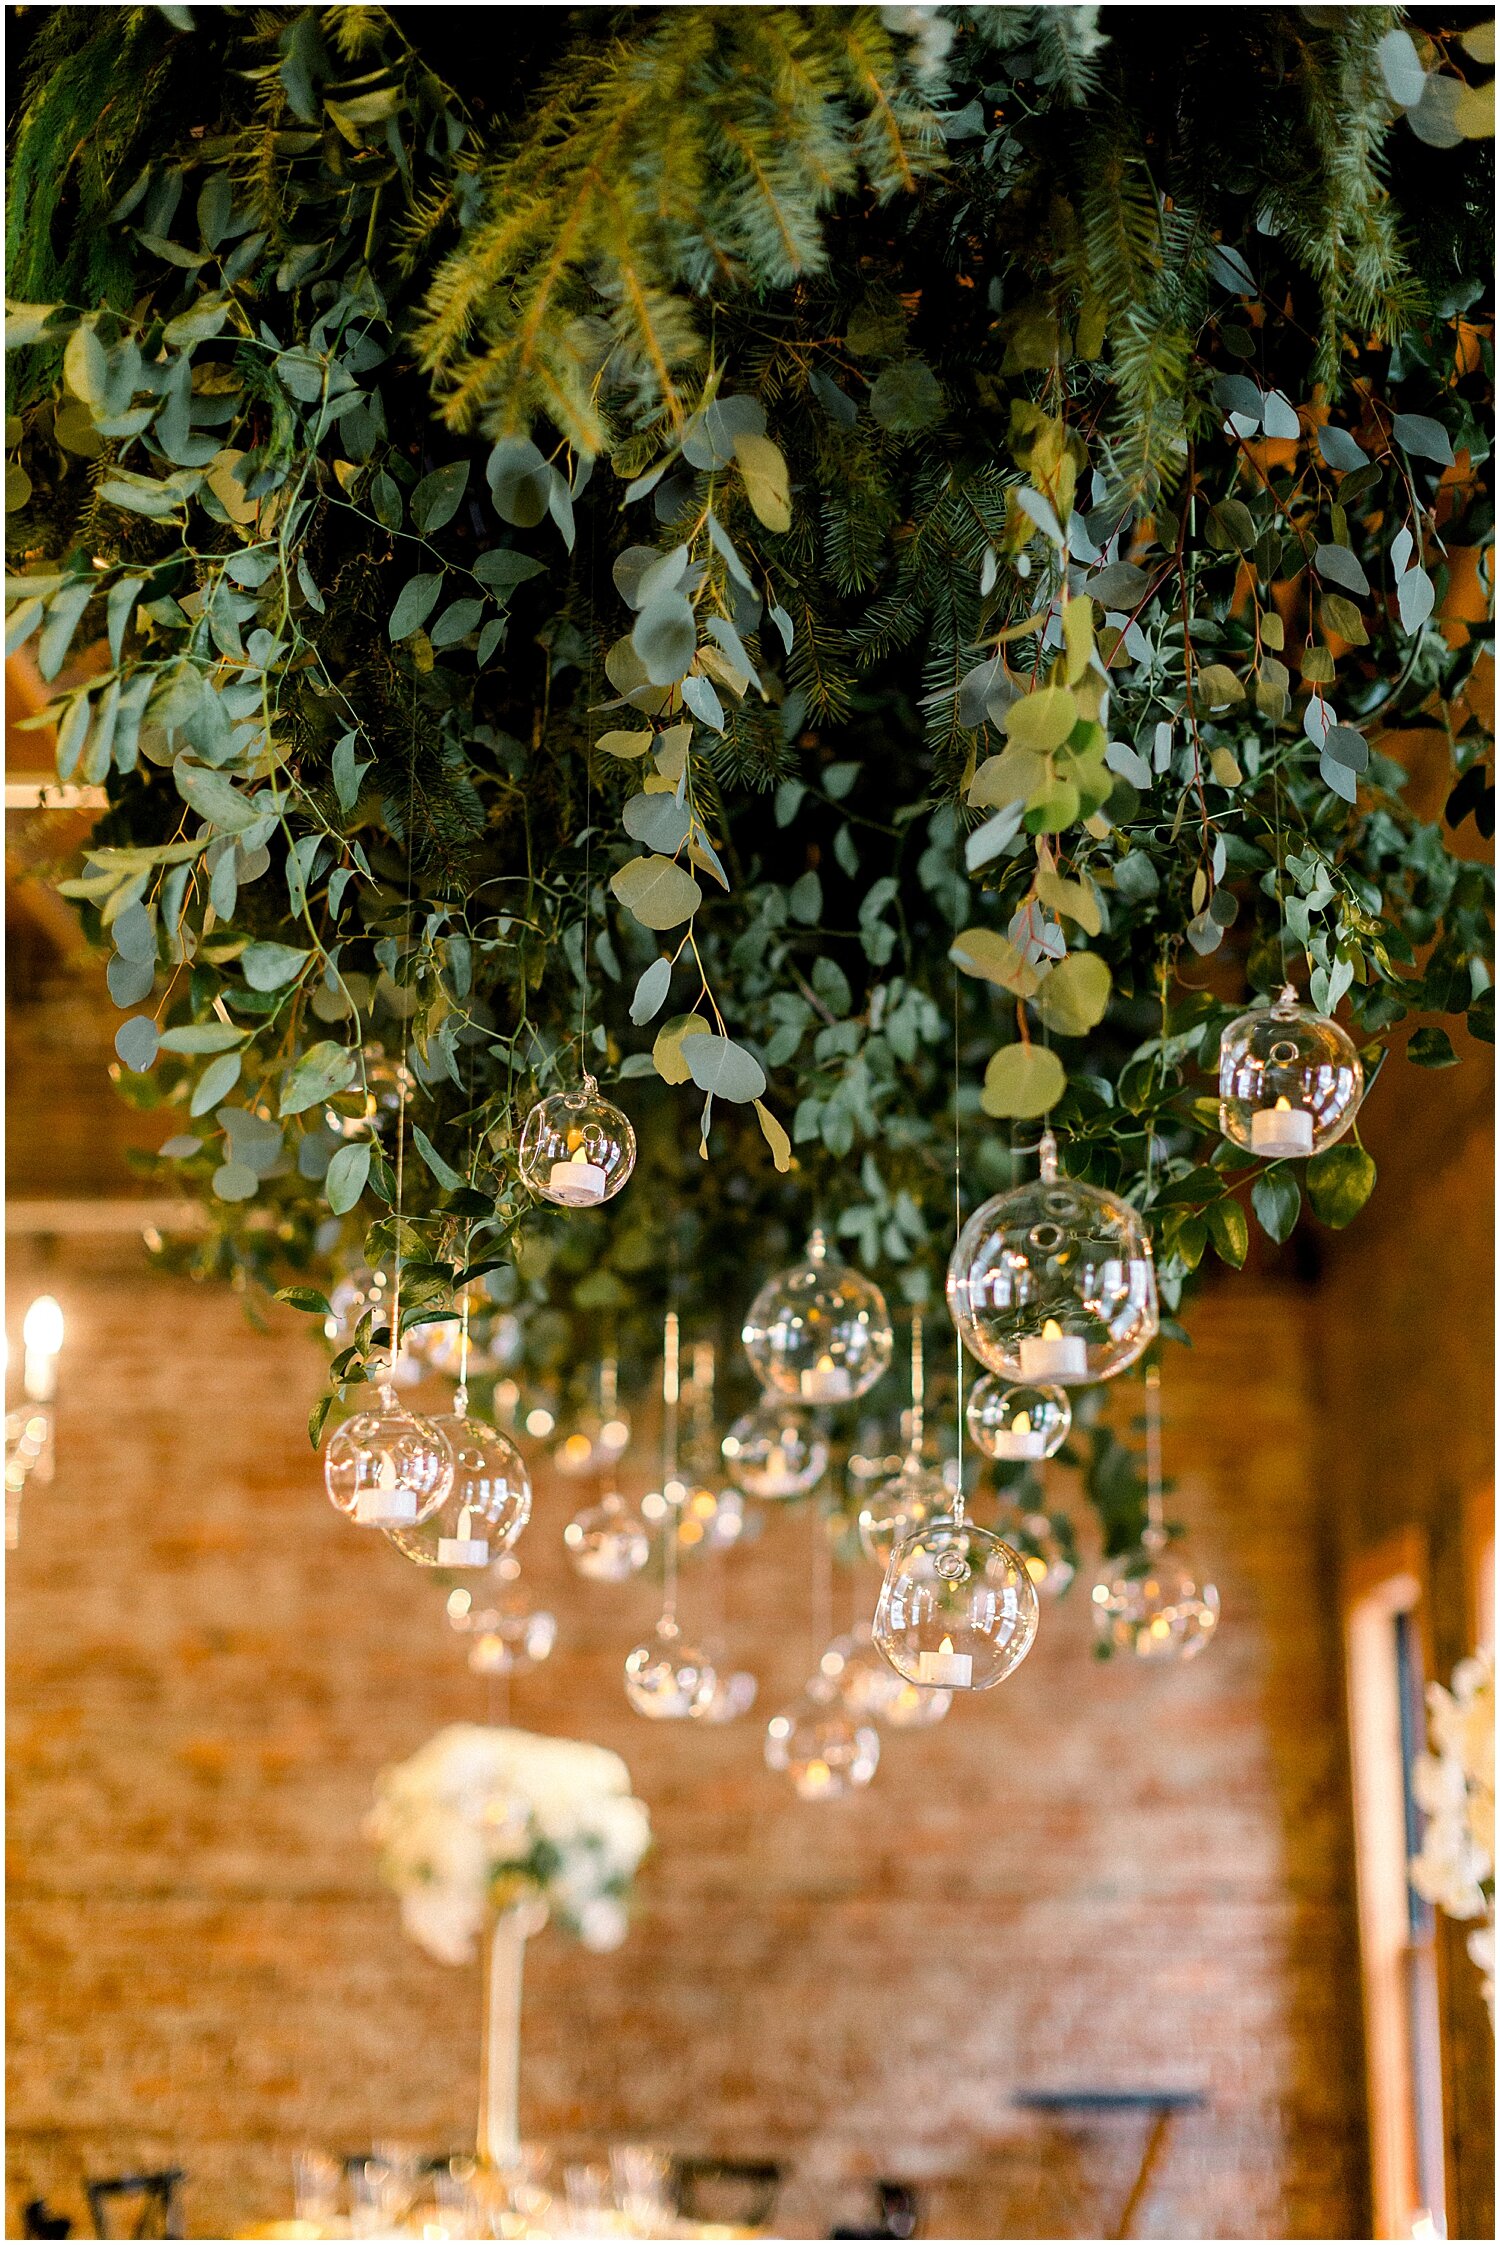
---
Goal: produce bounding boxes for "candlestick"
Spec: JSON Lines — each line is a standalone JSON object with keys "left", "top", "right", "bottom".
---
{"left": 1249, "top": 1097, "right": 1313, "bottom": 1157}
{"left": 1018, "top": 1320, "right": 1087, "bottom": 1380}
{"left": 916, "top": 1636, "right": 973, "bottom": 1688}
{"left": 799, "top": 1356, "right": 853, "bottom": 1402}
{"left": 438, "top": 1507, "right": 490, "bottom": 1567}
{"left": 547, "top": 1145, "right": 607, "bottom": 1204}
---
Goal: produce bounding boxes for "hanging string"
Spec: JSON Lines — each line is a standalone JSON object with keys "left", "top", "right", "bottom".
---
{"left": 660, "top": 1309, "right": 680, "bottom": 1625}
{"left": 951, "top": 912, "right": 967, "bottom": 1534}
{"left": 388, "top": 1069, "right": 407, "bottom": 1392}
{"left": 455, "top": 1288, "right": 470, "bottom": 1420}
{"left": 908, "top": 1312, "right": 925, "bottom": 1457}
{"left": 579, "top": 504, "right": 596, "bottom": 1076}
{"left": 1144, "top": 1360, "right": 1164, "bottom": 1541}
{"left": 811, "top": 1490, "right": 832, "bottom": 1658}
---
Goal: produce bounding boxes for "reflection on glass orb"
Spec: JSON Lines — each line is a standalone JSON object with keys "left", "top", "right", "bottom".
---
{"left": 742, "top": 1230, "right": 893, "bottom": 1403}
{"left": 695, "top": 1666, "right": 759, "bottom": 1724}
{"left": 721, "top": 1402, "right": 829, "bottom": 1499}
{"left": 873, "top": 1518, "right": 1039, "bottom": 1691}
{"left": 946, "top": 1139, "right": 1157, "bottom": 1386}
{"left": 1000, "top": 1507, "right": 1075, "bottom": 1599}
{"left": 623, "top": 1618, "right": 717, "bottom": 1719}
{"left": 1091, "top": 1530, "right": 1220, "bottom": 1660}
{"left": 324, "top": 1388, "right": 453, "bottom": 1526}
{"left": 553, "top": 1408, "right": 632, "bottom": 1479}
{"left": 446, "top": 1555, "right": 557, "bottom": 1672}
{"left": 765, "top": 1676, "right": 880, "bottom": 1798}
{"left": 518, "top": 1080, "right": 636, "bottom": 1208}
{"left": 676, "top": 1482, "right": 746, "bottom": 1553}
{"left": 966, "top": 1378, "right": 1071, "bottom": 1462}
{"left": 1218, "top": 984, "right": 1364, "bottom": 1159}
{"left": 857, "top": 1454, "right": 950, "bottom": 1567}
{"left": 823, "top": 1623, "right": 951, "bottom": 1730}
{"left": 383, "top": 1411, "right": 530, "bottom": 1566}
{"left": 563, "top": 1491, "right": 651, "bottom": 1581}
{"left": 323, "top": 1044, "right": 414, "bottom": 1140}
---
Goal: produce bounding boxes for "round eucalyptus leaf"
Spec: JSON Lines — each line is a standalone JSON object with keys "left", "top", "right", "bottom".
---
{"left": 487, "top": 437, "right": 551, "bottom": 527}
{"left": 212, "top": 1160, "right": 259, "bottom": 1202}
{"left": 114, "top": 1014, "right": 160, "bottom": 1070}
{"left": 106, "top": 951, "right": 156, "bottom": 1008}
{"left": 631, "top": 593, "right": 697, "bottom": 686}
{"left": 869, "top": 360, "right": 945, "bottom": 432}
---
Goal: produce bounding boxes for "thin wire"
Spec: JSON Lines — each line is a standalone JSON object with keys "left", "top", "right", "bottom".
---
{"left": 811, "top": 1493, "right": 832, "bottom": 1655}
{"left": 1144, "top": 1360, "right": 1164, "bottom": 1537}
{"left": 951, "top": 912, "right": 967, "bottom": 1533}
{"left": 661, "top": 1308, "right": 680, "bottom": 1625}
{"left": 579, "top": 505, "right": 596, "bottom": 1071}
{"left": 388, "top": 682, "right": 421, "bottom": 1394}
{"left": 908, "top": 1313, "right": 925, "bottom": 1457}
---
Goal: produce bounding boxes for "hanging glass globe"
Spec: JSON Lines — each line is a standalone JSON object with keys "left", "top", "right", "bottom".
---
{"left": 946, "top": 1133, "right": 1157, "bottom": 1386}
{"left": 873, "top": 1518, "right": 1039, "bottom": 1691}
{"left": 563, "top": 1490, "right": 651, "bottom": 1581}
{"left": 1091, "top": 1528, "right": 1220, "bottom": 1661}
{"left": 446, "top": 1555, "right": 557, "bottom": 1672}
{"left": 857, "top": 1453, "right": 950, "bottom": 1568}
{"left": 764, "top": 1674, "right": 880, "bottom": 1799}
{"left": 675, "top": 1481, "right": 746, "bottom": 1553}
{"left": 623, "top": 1617, "right": 717, "bottom": 1720}
{"left": 695, "top": 1665, "right": 759, "bottom": 1724}
{"left": 823, "top": 1624, "right": 951, "bottom": 1730}
{"left": 519, "top": 1077, "right": 636, "bottom": 1208}
{"left": 553, "top": 1408, "right": 632, "bottom": 1478}
{"left": 323, "top": 1043, "right": 414, "bottom": 1141}
{"left": 383, "top": 1409, "right": 530, "bottom": 1566}
{"left": 998, "top": 1506, "right": 1075, "bottom": 1599}
{"left": 721, "top": 1401, "right": 829, "bottom": 1499}
{"left": 323, "top": 1386, "right": 453, "bottom": 1526}
{"left": 1218, "top": 983, "right": 1365, "bottom": 1158}
{"left": 742, "top": 1229, "right": 893, "bottom": 1403}
{"left": 965, "top": 1378, "right": 1071, "bottom": 1462}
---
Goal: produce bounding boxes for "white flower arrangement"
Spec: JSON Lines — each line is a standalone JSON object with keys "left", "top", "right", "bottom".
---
{"left": 1410, "top": 1649, "right": 1495, "bottom": 2028}
{"left": 368, "top": 1724, "right": 651, "bottom": 1966}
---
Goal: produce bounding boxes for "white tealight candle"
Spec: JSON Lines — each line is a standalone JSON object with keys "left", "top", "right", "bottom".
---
{"left": 989, "top": 1409, "right": 1047, "bottom": 1461}
{"left": 355, "top": 1451, "right": 418, "bottom": 1525}
{"left": 917, "top": 1636, "right": 973, "bottom": 1688}
{"left": 1250, "top": 1097, "right": 1314, "bottom": 1157}
{"left": 1018, "top": 1320, "right": 1088, "bottom": 1379}
{"left": 438, "top": 1507, "right": 490, "bottom": 1567}
{"left": 799, "top": 1356, "right": 854, "bottom": 1402}
{"left": 548, "top": 1145, "right": 608, "bottom": 1204}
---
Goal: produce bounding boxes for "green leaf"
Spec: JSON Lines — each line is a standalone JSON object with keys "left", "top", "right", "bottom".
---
{"left": 487, "top": 437, "right": 550, "bottom": 528}
{"left": 631, "top": 594, "right": 697, "bottom": 686}
{"left": 241, "top": 941, "right": 312, "bottom": 991}
{"left": 1406, "top": 1026, "right": 1458, "bottom": 1068}
{"left": 1032, "top": 950, "right": 1111, "bottom": 1036}
{"left": 868, "top": 359, "right": 945, "bottom": 433}
{"left": 980, "top": 1043, "right": 1066, "bottom": 1119}
{"left": 37, "top": 580, "right": 95, "bottom": 679}
{"left": 114, "top": 1015, "right": 160, "bottom": 1071}
{"left": 630, "top": 957, "right": 671, "bottom": 1026}
{"left": 1005, "top": 687, "right": 1078, "bottom": 757}
{"left": 212, "top": 1159, "right": 258, "bottom": 1201}
{"left": 1251, "top": 1166, "right": 1301, "bottom": 1244}
{"left": 173, "top": 761, "right": 258, "bottom": 833}
{"left": 732, "top": 431, "right": 791, "bottom": 532}
{"left": 429, "top": 597, "right": 484, "bottom": 648}
{"left": 682, "top": 1033, "right": 767, "bottom": 1103}
{"left": 191, "top": 1049, "right": 242, "bottom": 1116}
{"left": 413, "top": 1126, "right": 465, "bottom": 1192}
{"left": 1306, "top": 1144, "right": 1376, "bottom": 1228}
{"left": 622, "top": 791, "right": 692, "bottom": 853}
{"left": 279, "top": 1040, "right": 357, "bottom": 1115}
{"left": 949, "top": 926, "right": 1040, "bottom": 997}
{"left": 158, "top": 1021, "right": 247, "bottom": 1053}
{"left": 411, "top": 459, "right": 469, "bottom": 534}
{"left": 277, "top": 1284, "right": 333, "bottom": 1317}
{"left": 473, "top": 548, "right": 546, "bottom": 591}
{"left": 324, "top": 1140, "right": 370, "bottom": 1215}
{"left": 1206, "top": 1196, "right": 1249, "bottom": 1268}
{"left": 389, "top": 573, "right": 443, "bottom": 641}
{"left": 610, "top": 854, "right": 701, "bottom": 931}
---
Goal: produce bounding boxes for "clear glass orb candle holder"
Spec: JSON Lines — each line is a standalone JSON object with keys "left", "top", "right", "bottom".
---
{"left": 826, "top": 1623, "right": 951, "bottom": 1730}
{"left": 966, "top": 1378, "right": 1071, "bottom": 1462}
{"left": 742, "top": 1229, "right": 893, "bottom": 1403}
{"left": 563, "top": 1491, "right": 651, "bottom": 1581}
{"left": 323, "top": 1388, "right": 453, "bottom": 1526}
{"left": 519, "top": 1078, "right": 636, "bottom": 1208}
{"left": 1003, "top": 1507, "right": 1076, "bottom": 1599}
{"left": 623, "top": 1617, "right": 718, "bottom": 1720}
{"left": 764, "top": 1676, "right": 880, "bottom": 1799}
{"left": 446, "top": 1556, "right": 557, "bottom": 1672}
{"left": 384, "top": 1410, "right": 531, "bottom": 1566}
{"left": 553, "top": 1406, "right": 632, "bottom": 1479}
{"left": 857, "top": 1453, "right": 950, "bottom": 1568}
{"left": 873, "top": 1519, "right": 1040, "bottom": 1691}
{"left": 675, "top": 1482, "right": 746, "bottom": 1553}
{"left": 695, "top": 1666, "right": 759, "bottom": 1724}
{"left": 721, "top": 1402, "right": 829, "bottom": 1498}
{"left": 1091, "top": 1528, "right": 1220, "bottom": 1661}
{"left": 946, "top": 1134, "right": 1157, "bottom": 1386}
{"left": 1218, "top": 984, "right": 1365, "bottom": 1159}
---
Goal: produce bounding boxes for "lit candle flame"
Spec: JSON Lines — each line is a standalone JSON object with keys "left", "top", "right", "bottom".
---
{"left": 1013, "top": 1410, "right": 1032, "bottom": 1436}
{"left": 1042, "top": 1318, "right": 1063, "bottom": 1340}
{"left": 939, "top": 1635, "right": 955, "bottom": 1656}
{"left": 1273, "top": 1096, "right": 1291, "bottom": 1112}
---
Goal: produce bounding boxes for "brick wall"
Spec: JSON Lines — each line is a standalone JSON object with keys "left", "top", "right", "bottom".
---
{"left": 6, "top": 1242, "right": 1368, "bottom": 2240}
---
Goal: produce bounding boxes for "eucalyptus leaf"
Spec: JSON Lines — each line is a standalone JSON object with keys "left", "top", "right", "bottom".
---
{"left": 325, "top": 1140, "right": 370, "bottom": 1214}
{"left": 610, "top": 853, "right": 702, "bottom": 930}
{"left": 630, "top": 956, "right": 671, "bottom": 1025}
{"left": 279, "top": 1040, "right": 357, "bottom": 1115}
{"left": 682, "top": 1033, "right": 766, "bottom": 1103}
{"left": 980, "top": 1042, "right": 1066, "bottom": 1119}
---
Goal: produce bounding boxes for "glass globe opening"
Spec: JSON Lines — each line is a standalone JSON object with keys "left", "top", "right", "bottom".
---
{"left": 966, "top": 1377, "right": 1072, "bottom": 1461}
{"left": 946, "top": 1143, "right": 1157, "bottom": 1386}
{"left": 1218, "top": 985, "right": 1365, "bottom": 1159}
{"left": 323, "top": 1393, "right": 453, "bottom": 1526}
{"left": 742, "top": 1230, "right": 893, "bottom": 1403}
{"left": 384, "top": 1410, "right": 531, "bottom": 1565}
{"left": 721, "top": 1402, "right": 829, "bottom": 1499}
{"left": 873, "top": 1519, "right": 1039, "bottom": 1691}
{"left": 519, "top": 1080, "right": 636, "bottom": 1208}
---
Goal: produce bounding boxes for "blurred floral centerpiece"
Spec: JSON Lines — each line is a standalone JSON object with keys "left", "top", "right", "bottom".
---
{"left": 1410, "top": 1652, "right": 1495, "bottom": 2029}
{"left": 369, "top": 1726, "right": 651, "bottom": 2160}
